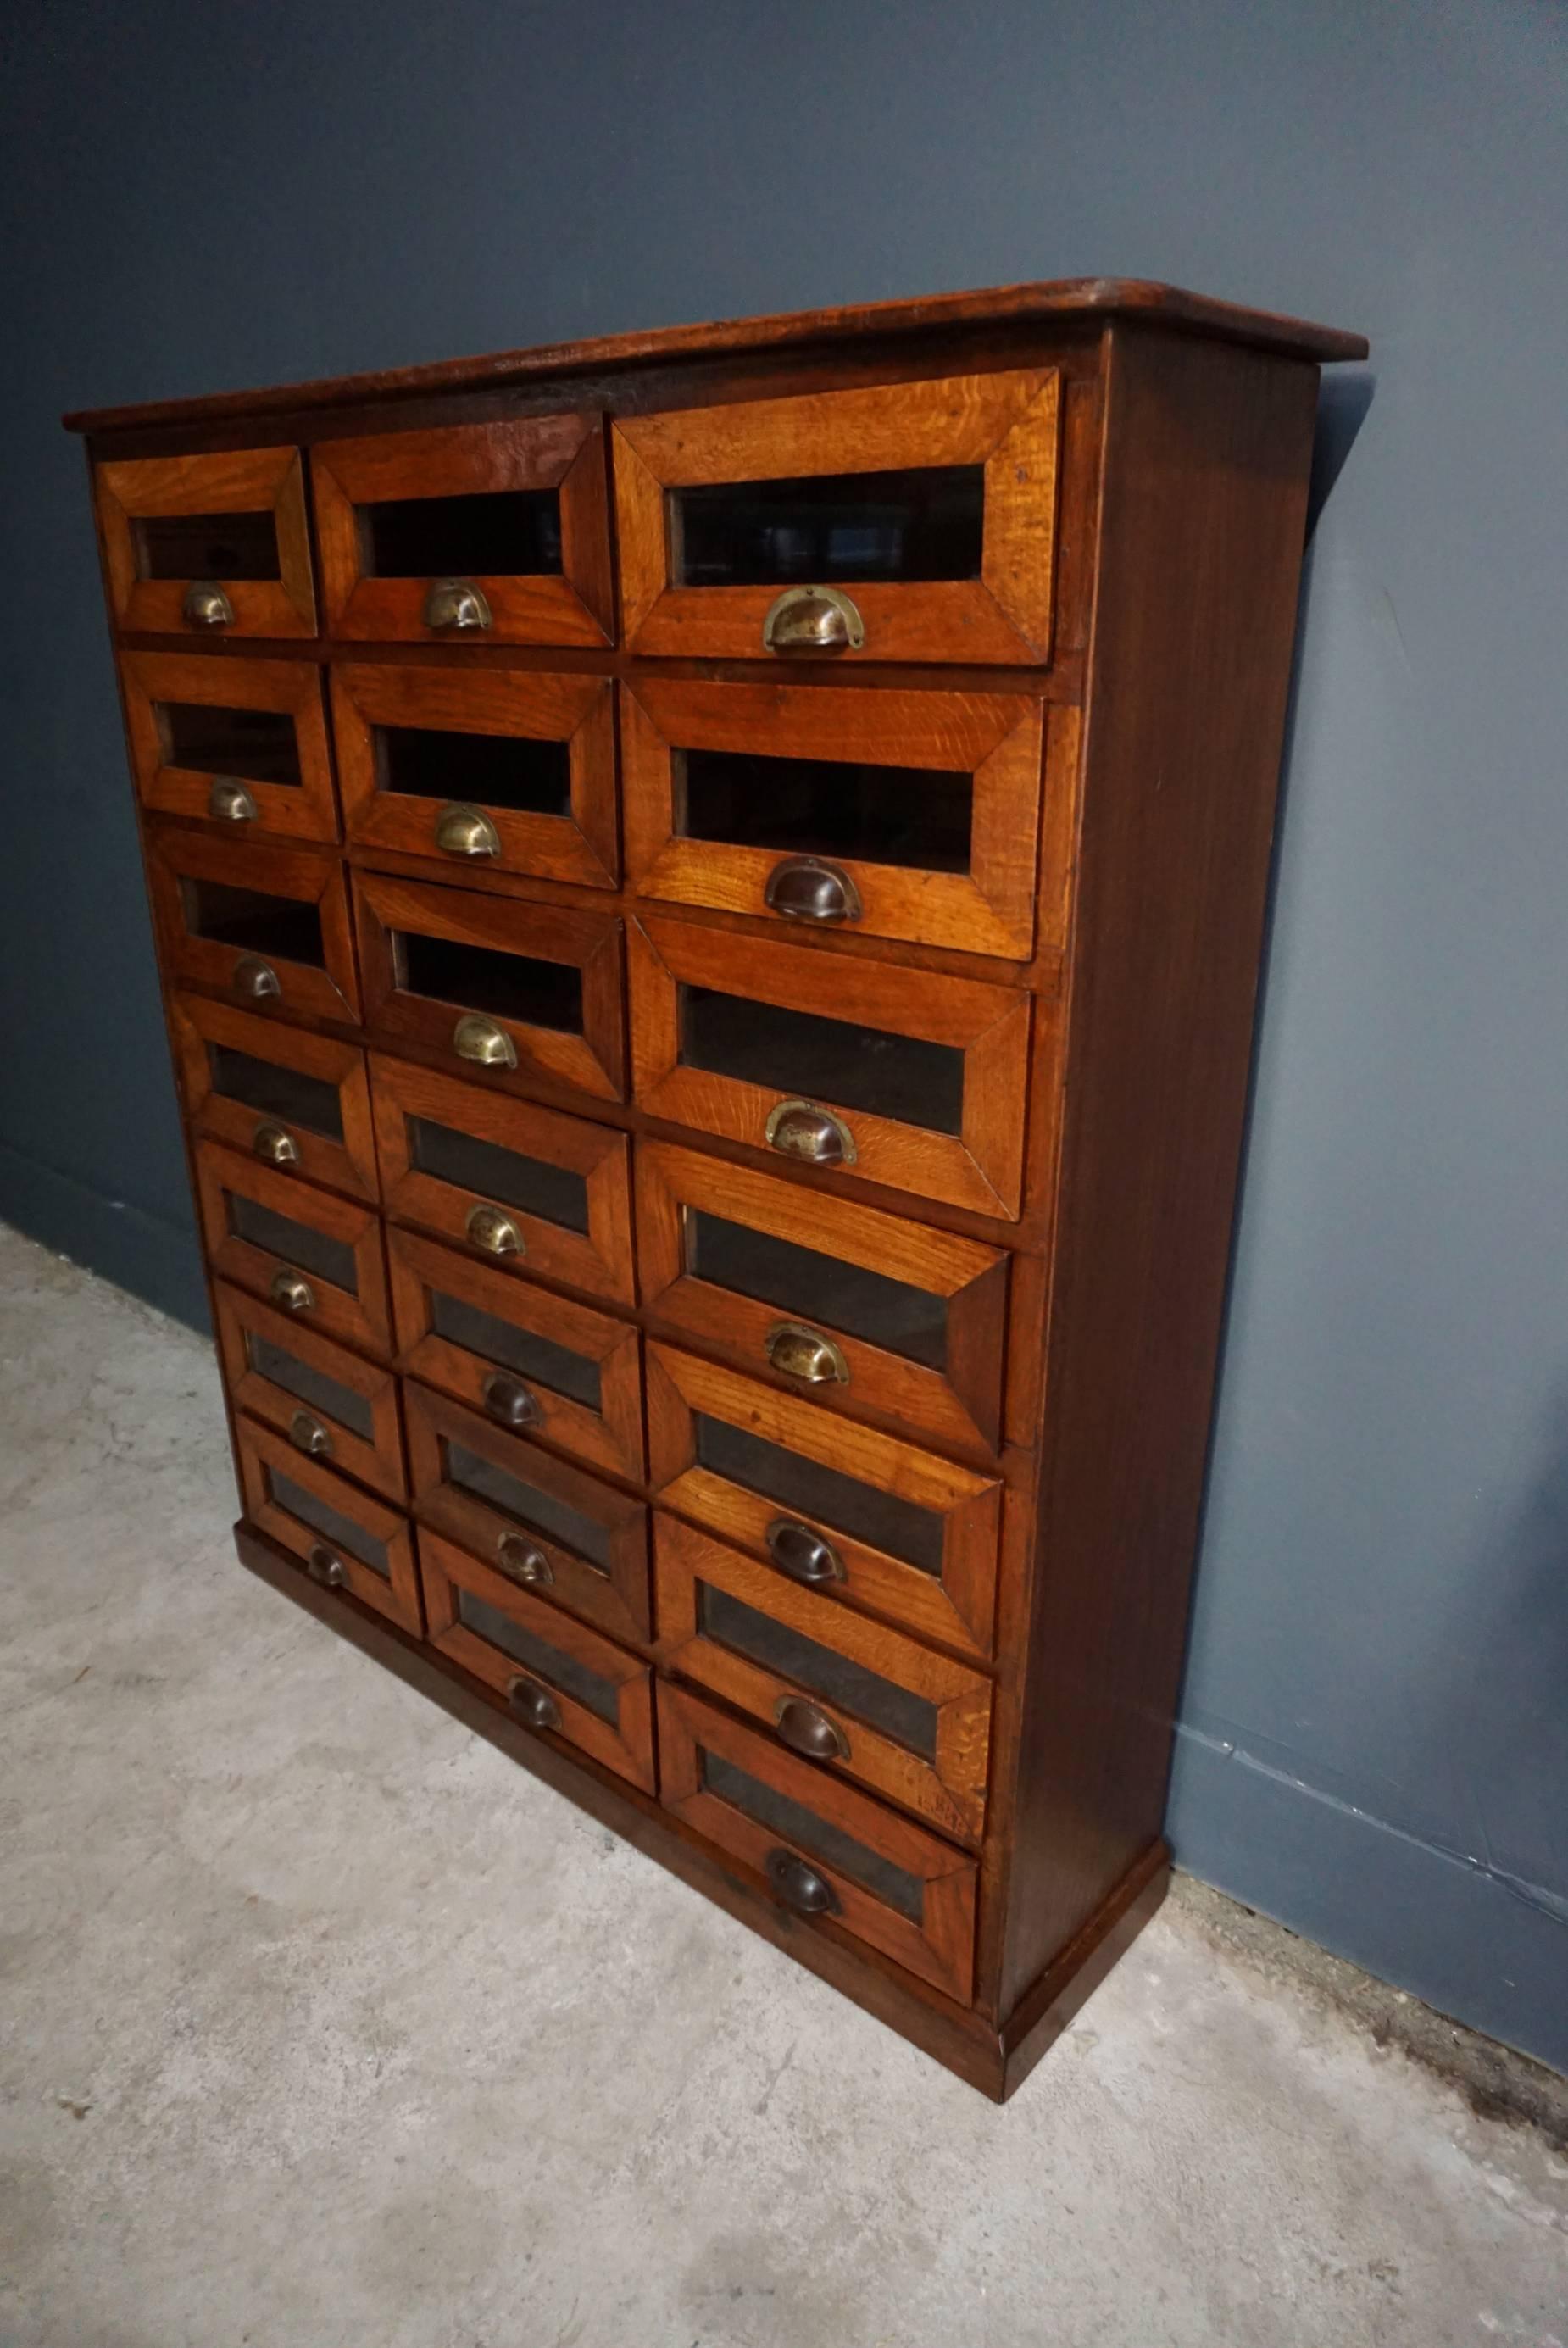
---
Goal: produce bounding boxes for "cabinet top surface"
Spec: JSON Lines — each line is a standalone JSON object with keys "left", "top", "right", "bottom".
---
{"left": 63, "top": 275, "right": 1367, "bottom": 437}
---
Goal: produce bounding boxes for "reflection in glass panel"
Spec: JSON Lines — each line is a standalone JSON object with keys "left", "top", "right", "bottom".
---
{"left": 701, "top": 1749, "right": 925, "bottom": 1920}
{"left": 267, "top": 1466, "right": 389, "bottom": 1573}
{"left": 136, "top": 509, "right": 281, "bottom": 581}
{"left": 363, "top": 491, "right": 563, "bottom": 579}
{"left": 443, "top": 1439, "right": 611, "bottom": 1568}
{"left": 455, "top": 1587, "right": 619, "bottom": 1719}
{"left": 227, "top": 1193, "right": 358, "bottom": 1292}
{"left": 680, "top": 988, "right": 964, "bottom": 1134}
{"left": 407, "top": 1117, "right": 590, "bottom": 1231}
{"left": 398, "top": 933, "right": 583, "bottom": 1033}
{"left": 160, "top": 703, "right": 302, "bottom": 787}
{"left": 208, "top": 1046, "right": 345, "bottom": 1139}
{"left": 692, "top": 1413, "right": 943, "bottom": 1575}
{"left": 699, "top": 1583, "right": 937, "bottom": 1756}
{"left": 378, "top": 726, "right": 573, "bottom": 817}
{"left": 429, "top": 1290, "right": 602, "bottom": 1406}
{"left": 246, "top": 1332, "right": 375, "bottom": 1438}
{"left": 675, "top": 466, "right": 984, "bottom": 587}
{"left": 685, "top": 1209, "right": 948, "bottom": 1370}
{"left": 181, "top": 878, "right": 325, "bottom": 969}
{"left": 680, "top": 748, "right": 971, "bottom": 875}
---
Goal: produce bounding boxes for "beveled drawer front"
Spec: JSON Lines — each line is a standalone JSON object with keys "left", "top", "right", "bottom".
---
{"left": 368, "top": 1054, "right": 634, "bottom": 1305}
{"left": 629, "top": 913, "right": 1028, "bottom": 1221}
{"left": 355, "top": 872, "right": 624, "bottom": 1104}
{"left": 215, "top": 1280, "right": 404, "bottom": 1502}
{"left": 388, "top": 1226, "right": 643, "bottom": 1483}
{"left": 194, "top": 1139, "right": 392, "bottom": 1357}
{"left": 613, "top": 368, "right": 1059, "bottom": 667}
{"left": 170, "top": 995, "right": 377, "bottom": 1203}
{"left": 405, "top": 1380, "right": 649, "bottom": 1646}
{"left": 120, "top": 653, "right": 337, "bottom": 843}
{"left": 622, "top": 681, "right": 1045, "bottom": 960}
{"left": 149, "top": 832, "right": 359, "bottom": 1024}
{"left": 646, "top": 1344, "right": 1001, "bottom": 1659}
{"left": 312, "top": 417, "right": 614, "bottom": 647}
{"left": 237, "top": 1419, "right": 420, "bottom": 1634}
{"left": 96, "top": 445, "right": 317, "bottom": 639}
{"left": 637, "top": 1140, "right": 1007, "bottom": 1459}
{"left": 657, "top": 1682, "right": 976, "bottom": 2002}
{"left": 332, "top": 664, "right": 616, "bottom": 889}
{"left": 419, "top": 1528, "right": 654, "bottom": 1791}
{"left": 656, "top": 1516, "right": 991, "bottom": 1844}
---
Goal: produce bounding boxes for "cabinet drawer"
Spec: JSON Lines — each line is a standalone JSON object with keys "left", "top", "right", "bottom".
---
{"left": 96, "top": 445, "right": 317, "bottom": 639}
{"left": 420, "top": 1528, "right": 654, "bottom": 1792}
{"left": 647, "top": 1344, "right": 1000, "bottom": 1659}
{"left": 237, "top": 1419, "right": 420, "bottom": 1634}
{"left": 623, "top": 680, "right": 1045, "bottom": 960}
{"left": 332, "top": 663, "right": 616, "bottom": 889}
{"left": 194, "top": 1139, "right": 392, "bottom": 1357}
{"left": 312, "top": 417, "right": 613, "bottom": 647}
{"left": 629, "top": 913, "right": 1028, "bottom": 1221}
{"left": 368, "top": 1054, "right": 634, "bottom": 1305}
{"left": 405, "top": 1380, "right": 649, "bottom": 1646}
{"left": 215, "top": 1280, "right": 404, "bottom": 1501}
{"left": 657, "top": 1682, "right": 976, "bottom": 2001}
{"left": 613, "top": 369, "right": 1058, "bottom": 667}
{"left": 170, "top": 996, "right": 378, "bottom": 1204}
{"left": 355, "top": 872, "right": 623, "bottom": 1104}
{"left": 120, "top": 653, "right": 336, "bottom": 843}
{"left": 656, "top": 1516, "right": 991, "bottom": 1844}
{"left": 149, "top": 832, "right": 359, "bottom": 1025}
{"left": 388, "top": 1225, "right": 643, "bottom": 1483}
{"left": 637, "top": 1139, "right": 1007, "bottom": 1459}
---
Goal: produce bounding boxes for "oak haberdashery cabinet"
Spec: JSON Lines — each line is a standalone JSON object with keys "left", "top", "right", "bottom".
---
{"left": 66, "top": 278, "right": 1366, "bottom": 2099}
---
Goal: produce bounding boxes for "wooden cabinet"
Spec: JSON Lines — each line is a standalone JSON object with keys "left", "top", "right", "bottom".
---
{"left": 70, "top": 274, "right": 1365, "bottom": 2099}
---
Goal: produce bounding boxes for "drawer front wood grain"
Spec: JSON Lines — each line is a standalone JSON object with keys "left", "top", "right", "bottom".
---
{"left": 194, "top": 1138, "right": 392, "bottom": 1357}
{"left": 120, "top": 652, "right": 337, "bottom": 843}
{"left": 96, "top": 445, "right": 317, "bottom": 638}
{"left": 170, "top": 995, "right": 378, "bottom": 1203}
{"left": 237, "top": 1418, "right": 420, "bottom": 1633}
{"left": 215, "top": 1279, "right": 405, "bottom": 1501}
{"left": 149, "top": 831, "right": 359, "bottom": 1025}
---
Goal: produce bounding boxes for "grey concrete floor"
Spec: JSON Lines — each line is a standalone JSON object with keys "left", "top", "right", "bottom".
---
{"left": 2, "top": 1222, "right": 1565, "bottom": 2348}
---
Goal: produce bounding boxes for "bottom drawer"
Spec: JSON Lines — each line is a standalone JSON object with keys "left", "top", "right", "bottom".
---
{"left": 237, "top": 1418, "right": 422, "bottom": 1633}
{"left": 657, "top": 1680, "right": 977, "bottom": 2003}
{"left": 418, "top": 1528, "right": 656, "bottom": 1793}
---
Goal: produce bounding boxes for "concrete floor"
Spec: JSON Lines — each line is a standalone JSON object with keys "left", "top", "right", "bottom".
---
{"left": 2, "top": 1223, "right": 1565, "bottom": 2348}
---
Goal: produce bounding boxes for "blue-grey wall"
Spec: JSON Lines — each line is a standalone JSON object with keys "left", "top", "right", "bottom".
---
{"left": 3, "top": 0, "right": 1564, "bottom": 2070}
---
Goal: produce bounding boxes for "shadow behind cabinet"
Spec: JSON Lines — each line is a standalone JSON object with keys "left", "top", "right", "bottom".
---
{"left": 66, "top": 277, "right": 1366, "bottom": 2100}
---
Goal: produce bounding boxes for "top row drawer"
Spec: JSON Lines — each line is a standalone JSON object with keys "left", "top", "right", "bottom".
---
{"left": 94, "top": 369, "right": 1060, "bottom": 665}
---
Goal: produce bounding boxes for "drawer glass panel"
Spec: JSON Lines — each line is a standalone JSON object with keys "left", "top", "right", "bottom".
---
{"left": 160, "top": 702, "right": 303, "bottom": 787}
{"left": 398, "top": 933, "right": 584, "bottom": 1033}
{"left": 363, "top": 492, "right": 563, "bottom": 580}
{"left": 692, "top": 1413, "right": 943, "bottom": 1576}
{"left": 680, "top": 988, "right": 964, "bottom": 1134}
{"left": 443, "top": 1438, "right": 612, "bottom": 1568}
{"left": 208, "top": 1045, "right": 345, "bottom": 1140}
{"left": 227, "top": 1194, "right": 359, "bottom": 1291}
{"left": 380, "top": 727, "right": 572, "bottom": 817}
{"left": 429, "top": 1288, "right": 603, "bottom": 1407}
{"left": 674, "top": 468, "right": 984, "bottom": 589}
{"left": 455, "top": 1588, "right": 618, "bottom": 1720}
{"left": 246, "top": 1331, "right": 375, "bottom": 1438}
{"left": 136, "top": 509, "right": 280, "bottom": 581}
{"left": 407, "top": 1116, "right": 591, "bottom": 1232}
{"left": 685, "top": 1209, "right": 948, "bottom": 1370}
{"left": 680, "top": 748, "right": 971, "bottom": 876}
{"left": 182, "top": 877, "right": 325, "bottom": 968}
{"left": 701, "top": 1749, "right": 923, "bottom": 1920}
{"left": 266, "top": 1465, "right": 389, "bottom": 1574}
{"left": 698, "top": 1582, "right": 937, "bottom": 1758}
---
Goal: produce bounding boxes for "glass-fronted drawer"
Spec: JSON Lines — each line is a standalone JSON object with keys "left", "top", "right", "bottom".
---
{"left": 658, "top": 1680, "right": 977, "bottom": 2003}
{"left": 388, "top": 1224, "right": 642, "bottom": 1483}
{"left": 149, "top": 832, "right": 359, "bottom": 1025}
{"left": 120, "top": 652, "right": 337, "bottom": 842}
{"left": 405, "top": 1379, "right": 649, "bottom": 1647}
{"left": 646, "top": 1343, "right": 1000, "bottom": 1660}
{"left": 419, "top": 1527, "right": 654, "bottom": 1793}
{"left": 312, "top": 416, "right": 613, "bottom": 647}
{"left": 332, "top": 663, "right": 616, "bottom": 889}
{"left": 237, "top": 1418, "right": 420, "bottom": 1633}
{"left": 629, "top": 912, "right": 1028, "bottom": 1220}
{"left": 194, "top": 1139, "right": 392, "bottom": 1358}
{"left": 622, "top": 679, "right": 1048, "bottom": 960}
{"left": 215, "top": 1279, "right": 404, "bottom": 1502}
{"left": 95, "top": 445, "right": 316, "bottom": 638}
{"left": 612, "top": 369, "right": 1059, "bottom": 666}
{"left": 170, "top": 995, "right": 378, "bottom": 1204}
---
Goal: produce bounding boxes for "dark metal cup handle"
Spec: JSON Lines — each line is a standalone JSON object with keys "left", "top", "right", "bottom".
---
{"left": 764, "top": 854, "right": 861, "bottom": 925}
{"left": 765, "top": 1519, "right": 845, "bottom": 1586}
{"left": 507, "top": 1675, "right": 561, "bottom": 1732}
{"left": 765, "top": 1847, "right": 840, "bottom": 1917}
{"left": 483, "top": 1373, "right": 539, "bottom": 1431}
{"left": 305, "top": 1544, "right": 345, "bottom": 1589}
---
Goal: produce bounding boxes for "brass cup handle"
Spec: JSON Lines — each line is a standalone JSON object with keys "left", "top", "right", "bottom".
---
{"left": 766, "top": 1322, "right": 849, "bottom": 1387}
{"left": 269, "top": 1268, "right": 314, "bottom": 1315}
{"left": 466, "top": 1202, "right": 524, "bottom": 1258}
{"left": 253, "top": 1121, "right": 298, "bottom": 1167}
{"left": 765, "top": 1518, "right": 845, "bottom": 1587}
{"left": 182, "top": 580, "right": 234, "bottom": 629}
{"left": 497, "top": 1531, "right": 553, "bottom": 1587}
{"left": 233, "top": 954, "right": 281, "bottom": 1002}
{"left": 762, "top": 586, "right": 865, "bottom": 655}
{"left": 764, "top": 855, "right": 861, "bottom": 926}
{"left": 453, "top": 1013, "right": 517, "bottom": 1070}
{"left": 765, "top": 1099, "right": 856, "bottom": 1168}
{"left": 435, "top": 802, "right": 502, "bottom": 860}
{"left": 305, "top": 1544, "right": 346, "bottom": 1589}
{"left": 209, "top": 777, "right": 258, "bottom": 823}
{"left": 507, "top": 1674, "right": 561, "bottom": 1732}
{"left": 773, "top": 1696, "right": 850, "bottom": 1763}
{"left": 765, "top": 1847, "right": 840, "bottom": 1917}
{"left": 288, "top": 1410, "right": 332, "bottom": 1460}
{"left": 483, "top": 1373, "right": 539, "bottom": 1431}
{"left": 424, "top": 577, "right": 492, "bottom": 633}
